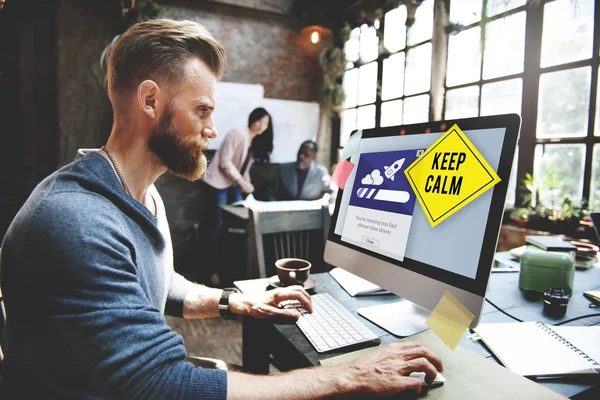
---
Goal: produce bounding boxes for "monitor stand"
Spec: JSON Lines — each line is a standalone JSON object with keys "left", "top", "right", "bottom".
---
{"left": 357, "top": 300, "right": 430, "bottom": 337}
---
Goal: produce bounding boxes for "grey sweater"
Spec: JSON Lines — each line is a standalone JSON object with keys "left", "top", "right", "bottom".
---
{"left": 0, "top": 151, "right": 227, "bottom": 399}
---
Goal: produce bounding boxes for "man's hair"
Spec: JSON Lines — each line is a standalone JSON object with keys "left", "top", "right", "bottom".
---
{"left": 108, "top": 19, "right": 226, "bottom": 107}
{"left": 300, "top": 140, "right": 318, "bottom": 153}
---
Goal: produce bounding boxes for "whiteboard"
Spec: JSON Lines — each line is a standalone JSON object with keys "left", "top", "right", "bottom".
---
{"left": 210, "top": 82, "right": 321, "bottom": 163}
{"left": 261, "top": 98, "right": 320, "bottom": 163}
{"left": 211, "top": 82, "right": 264, "bottom": 149}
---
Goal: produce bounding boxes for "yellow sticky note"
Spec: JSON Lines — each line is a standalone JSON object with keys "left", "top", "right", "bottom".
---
{"left": 404, "top": 124, "right": 501, "bottom": 227}
{"left": 426, "top": 291, "right": 475, "bottom": 350}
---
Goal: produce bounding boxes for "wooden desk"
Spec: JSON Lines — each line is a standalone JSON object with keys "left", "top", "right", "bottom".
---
{"left": 237, "top": 268, "right": 600, "bottom": 399}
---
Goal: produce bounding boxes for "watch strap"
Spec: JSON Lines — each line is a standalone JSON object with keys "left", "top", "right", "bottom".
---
{"left": 219, "top": 288, "right": 240, "bottom": 319}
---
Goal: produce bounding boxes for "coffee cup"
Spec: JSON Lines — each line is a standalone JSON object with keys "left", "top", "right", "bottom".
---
{"left": 275, "top": 258, "right": 311, "bottom": 286}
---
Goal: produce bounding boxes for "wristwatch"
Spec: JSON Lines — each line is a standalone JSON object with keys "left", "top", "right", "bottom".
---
{"left": 219, "top": 287, "right": 240, "bottom": 319}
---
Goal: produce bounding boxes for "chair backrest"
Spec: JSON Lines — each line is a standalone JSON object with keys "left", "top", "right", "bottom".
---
{"left": 248, "top": 205, "right": 331, "bottom": 278}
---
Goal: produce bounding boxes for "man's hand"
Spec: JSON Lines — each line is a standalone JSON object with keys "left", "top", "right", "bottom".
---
{"left": 229, "top": 286, "right": 312, "bottom": 320}
{"left": 227, "top": 340, "right": 444, "bottom": 399}
{"left": 339, "top": 341, "right": 444, "bottom": 396}
{"left": 237, "top": 178, "right": 254, "bottom": 194}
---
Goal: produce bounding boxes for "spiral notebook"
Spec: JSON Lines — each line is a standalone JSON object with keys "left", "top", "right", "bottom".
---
{"left": 474, "top": 322, "right": 600, "bottom": 377}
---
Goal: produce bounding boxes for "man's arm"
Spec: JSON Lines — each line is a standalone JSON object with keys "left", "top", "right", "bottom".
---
{"left": 178, "top": 279, "right": 445, "bottom": 399}
{"left": 182, "top": 284, "right": 313, "bottom": 320}
{"left": 227, "top": 341, "right": 444, "bottom": 399}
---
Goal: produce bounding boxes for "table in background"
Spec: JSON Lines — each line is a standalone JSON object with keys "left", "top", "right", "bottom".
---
{"left": 237, "top": 268, "right": 600, "bottom": 399}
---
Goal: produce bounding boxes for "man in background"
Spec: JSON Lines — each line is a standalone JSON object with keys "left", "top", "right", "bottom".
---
{"left": 270, "top": 140, "right": 331, "bottom": 201}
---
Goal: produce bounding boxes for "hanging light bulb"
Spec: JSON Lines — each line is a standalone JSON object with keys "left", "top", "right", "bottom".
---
{"left": 310, "top": 30, "right": 320, "bottom": 44}
{"left": 301, "top": 25, "right": 331, "bottom": 45}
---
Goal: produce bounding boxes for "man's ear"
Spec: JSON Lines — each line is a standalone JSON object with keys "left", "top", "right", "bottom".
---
{"left": 137, "top": 80, "right": 160, "bottom": 119}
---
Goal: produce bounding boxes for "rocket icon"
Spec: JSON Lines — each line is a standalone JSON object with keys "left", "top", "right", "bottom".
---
{"left": 384, "top": 158, "right": 405, "bottom": 181}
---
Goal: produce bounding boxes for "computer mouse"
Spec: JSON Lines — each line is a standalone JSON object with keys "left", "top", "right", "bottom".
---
{"left": 409, "top": 371, "right": 445, "bottom": 388}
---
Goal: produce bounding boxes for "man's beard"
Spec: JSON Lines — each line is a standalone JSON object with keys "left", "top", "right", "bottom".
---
{"left": 148, "top": 108, "right": 208, "bottom": 181}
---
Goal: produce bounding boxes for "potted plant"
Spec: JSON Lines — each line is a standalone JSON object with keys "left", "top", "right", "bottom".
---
{"left": 502, "top": 174, "right": 594, "bottom": 246}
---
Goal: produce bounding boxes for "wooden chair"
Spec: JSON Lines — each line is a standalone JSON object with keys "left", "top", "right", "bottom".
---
{"left": 248, "top": 204, "right": 331, "bottom": 278}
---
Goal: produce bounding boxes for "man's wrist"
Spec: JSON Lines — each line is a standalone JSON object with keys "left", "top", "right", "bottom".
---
{"left": 228, "top": 292, "right": 248, "bottom": 316}
{"left": 327, "top": 364, "right": 360, "bottom": 396}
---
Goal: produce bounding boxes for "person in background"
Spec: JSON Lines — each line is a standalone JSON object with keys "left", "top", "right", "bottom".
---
{"left": 203, "top": 107, "right": 272, "bottom": 284}
{"left": 248, "top": 109, "right": 274, "bottom": 165}
{"left": 269, "top": 140, "right": 331, "bottom": 201}
{"left": 1, "top": 18, "right": 443, "bottom": 399}
{"left": 204, "top": 107, "right": 272, "bottom": 203}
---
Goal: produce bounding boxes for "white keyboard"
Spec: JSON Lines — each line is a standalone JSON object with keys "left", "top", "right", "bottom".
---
{"left": 294, "top": 293, "right": 380, "bottom": 353}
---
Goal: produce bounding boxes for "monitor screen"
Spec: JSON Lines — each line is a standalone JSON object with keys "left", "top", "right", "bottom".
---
{"left": 325, "top": 115, "right": 521, "bottom": 326}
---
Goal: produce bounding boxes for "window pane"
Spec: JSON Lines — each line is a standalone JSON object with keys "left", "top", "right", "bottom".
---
{"left": 534, "top": 144, "right": 585, "bottom": 207}
{"left": 384, "top": 5, "right": 407, "bottom": 52}
{"left": 358, "top": 62, "right": 378, "bottom": 106}
{"left": 506, "top": 147, "right": 518, "bottom": 207}
{"left": 360, "top": 25, "right": 379, "bottom": 63}
{"left": 481, "top": 78, "right": 523, "bottom": 116}
{"left": 596, "top": 66, "right": 600, "bottom": 136}
{"left": 381, "top": 99, "right": 404, "bottom": 127}
{"left": 483, "top": 12, "right": 526, "bottom": 79}
{"left": 407, "top": 0, "right": 434, "bottom": 46}
{"left": 404, "top": 94, "right": 429, "bottom": 124}
{"left": 450, "top": 0, "right": 482, "bottom": 25}
{"left": 591, "top": 144, "right": 600, "bottom": 210}
{"left": 382, "top": 52, "right": 405, "bottom": 101}
{"left": 343, "top": 68, "right": 358, "bottom": 108}
{"left": 445, "top": 85, "right": 479, "bottom": 120}
{"left": 357, "top": 105, "right": 376, "bottom": 130}
{"left": 537, "top": 67, "right": 591, "bottom": 138}
{"left": 340, "top": 108, "right": 357, "bottom": 147}
{"left": 447, "top": 27, "right": 481, "bottom": 87}
{"left": 405, "top": 43, "right": 431, "bottom": 96}
{"left": 486, "top": 0, "right": 526, "bottom": 17}
{"left": 541, "top": 0, "right": 594, "bottom": 68}
{"left": 344, "top": 27, "right": 360, "bottom": 63}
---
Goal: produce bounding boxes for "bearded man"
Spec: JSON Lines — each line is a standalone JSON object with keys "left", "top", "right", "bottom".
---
{"left": 0, "top": 19, "right": 442, "bottom": 399}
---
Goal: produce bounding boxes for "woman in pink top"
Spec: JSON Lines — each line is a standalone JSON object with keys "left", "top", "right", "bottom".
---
{"left": 203, "top": 108, "right": 272, "bottom": 282}
{"left": 204, "top": 107, "right": 272, "bottom": 198}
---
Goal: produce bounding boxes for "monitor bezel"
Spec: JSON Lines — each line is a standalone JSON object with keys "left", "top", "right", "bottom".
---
{"left": 326, "top": 114, "right": 521, "bottom": 297}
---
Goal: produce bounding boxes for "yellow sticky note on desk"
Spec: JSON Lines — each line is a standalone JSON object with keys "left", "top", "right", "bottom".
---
{"left": 426, "top": 291, "right": 475, "bottom": 350}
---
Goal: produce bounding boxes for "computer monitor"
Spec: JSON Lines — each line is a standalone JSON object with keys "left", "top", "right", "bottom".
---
{"left": 324, "top": 114, "right": 521, "bottom": 335}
